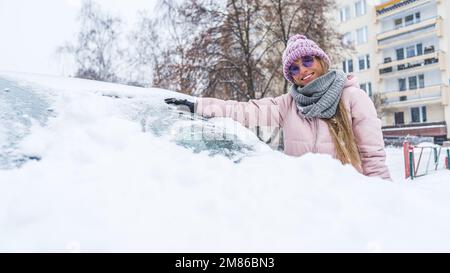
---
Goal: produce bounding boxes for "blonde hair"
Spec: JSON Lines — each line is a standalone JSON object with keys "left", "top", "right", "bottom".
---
{"left": 316, "top": 58, "right": 362, "bottom": 172}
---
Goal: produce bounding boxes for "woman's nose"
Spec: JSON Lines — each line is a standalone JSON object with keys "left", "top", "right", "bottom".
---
{"left": 298, "top": 64, "right": 310, "bottom": 76}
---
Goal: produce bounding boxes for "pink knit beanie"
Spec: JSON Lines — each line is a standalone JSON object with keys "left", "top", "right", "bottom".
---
{"left": 282, "top": 34, "right": 331, "bottom": 84}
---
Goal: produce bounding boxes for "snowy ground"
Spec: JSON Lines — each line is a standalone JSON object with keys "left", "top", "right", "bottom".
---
{"left": 0, "top": 72, "right": 449, "bottom": 252}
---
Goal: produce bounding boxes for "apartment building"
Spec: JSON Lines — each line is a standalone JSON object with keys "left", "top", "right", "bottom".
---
{"left": 336, "top": 0, "right": 378, "bottom": 98}
{"left": 334, "top": 0, "right": 450, "bottom": 143}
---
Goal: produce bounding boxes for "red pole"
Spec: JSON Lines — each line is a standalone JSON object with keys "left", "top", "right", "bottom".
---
{"left": 446, "top": 148, "right": 449, "bottom": 170}
{"left": 403, "top": 141, "right": 410, "bottom": 179}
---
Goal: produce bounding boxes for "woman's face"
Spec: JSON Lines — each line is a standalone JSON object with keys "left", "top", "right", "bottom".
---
{"left": 290, "top": 56, "right": 325, "bottom": 87}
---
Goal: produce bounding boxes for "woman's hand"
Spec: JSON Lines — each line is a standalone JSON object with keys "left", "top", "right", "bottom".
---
{"left": 164, "top": 98, "right": 195, "bottom": 113}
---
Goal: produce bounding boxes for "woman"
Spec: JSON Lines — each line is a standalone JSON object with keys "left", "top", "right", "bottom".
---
{"left": 165, "top": 34, "right": 391, "bottom": 180}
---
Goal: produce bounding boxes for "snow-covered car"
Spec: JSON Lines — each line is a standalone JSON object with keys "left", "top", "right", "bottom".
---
{"left": 0, "top": 73, "right": 271, "bottom": 170}
{"left": 1, "top": 72, "right": 450, "bottom": 252}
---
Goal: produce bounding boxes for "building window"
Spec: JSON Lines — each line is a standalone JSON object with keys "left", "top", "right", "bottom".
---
{"left": 406, "top": 45, "right": 416, "bottom": 58}
{"left": 398, "top": 78, "right": 407, "bottom": 91}
{"left": 397, "top": 75, "right": 424, "bottom": 91}
{"left": 402, "top": 43, "right": 423, "bottom": 58}
{"left": 340, "top": 6, "right": 351, "bottom": 22}
{"left": 405, "top": 14, "right": 414, "bottom": 26}
{"left": 411, "top": 107, "right": 420, "bottom": 122}
{"left": 359, "top": 57, "right": 365, "bottom": 71}
{"left": 411, "top": 106, "right": 427, "bottom": 123}
{"left": 360, "top": 82, "right": 372, "bottom": 96}
{"left": 419, "top": 74, "right": 425, "bottom": 88}
{"left": 356, "top": 26, "right": 368, "bottom": 44}
{"left": 405, "top": 74, "right": 425, "bottom": 90}
{"left": 409, "top": 76, "right": 418, "bottom": 90}
{"left": 394, "top": 18, "right": 403, "bottom": 29}
{"left": 342, "top": 32, "right": 353, "bottom": 47}
{"left": 421, "top": 106, "right": 427, "bottom": 122}
{"left": 394, "top": 13, "right": 420, "bottom": 29}
{"left": 416, "top": 43, "right": 423, "bottom": 55}
{"left": 396, "top": 48, "right": 404, "bottom": 61}
{"left": 358, "top": 56, "right": 365, "bottom": 70}
{"left": 355, "top": 0, "right": 366, "bottom": 17}
{"left": 358, "top": 54, "right": 370, "bottom": 71}
{"left": 395, "top": 112, "right": 405, "bottom": 125}
{"left": 415, "top": 12, "right": 421, "bottom": 23}
{"left": 343, "top": 59, "right": 354, "bottom": 73}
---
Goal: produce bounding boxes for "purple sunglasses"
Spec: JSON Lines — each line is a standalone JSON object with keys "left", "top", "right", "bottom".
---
{"left": 289, "top": 55, "right": 315, "bottom": 76}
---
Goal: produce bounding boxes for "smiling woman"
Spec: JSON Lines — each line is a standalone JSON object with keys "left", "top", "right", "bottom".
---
{"left": 288, "top": 56, "right": 328, "bottom": 86}
{"left": 165, "top": 34, "right": 392, "bottom": 180}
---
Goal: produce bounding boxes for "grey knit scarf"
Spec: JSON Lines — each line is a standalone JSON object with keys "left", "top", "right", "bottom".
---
{"left": 290, "top": 69, "right": 346, "bottom": 119}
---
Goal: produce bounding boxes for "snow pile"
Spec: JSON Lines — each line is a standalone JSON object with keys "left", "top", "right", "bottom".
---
{"left": 0, "top": 72, "right": 450, "bottom": 252}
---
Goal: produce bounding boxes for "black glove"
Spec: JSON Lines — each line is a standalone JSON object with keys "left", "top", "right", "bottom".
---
{"left": 164, "top": 98, "right": 195, "bottom": 113}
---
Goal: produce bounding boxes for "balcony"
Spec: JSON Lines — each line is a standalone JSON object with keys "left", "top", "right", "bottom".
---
{"left": 382, "top": 121, "right": 447, "bottom": 138}
{"left": 381, "top": 84, "right": 449, "bottom": 108}
{"left": 376, "top": 16, "right": 443, "bottom": 48}
{"left": 377, "top": 50, "right": 446, "bottom": 80}
{"left": 376, "top": 0, "right": 441, "bottom": 19}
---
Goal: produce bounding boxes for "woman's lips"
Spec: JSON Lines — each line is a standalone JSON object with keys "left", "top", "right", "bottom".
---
{"left": 301, "top": 72, "right": 315, "bottom": 82}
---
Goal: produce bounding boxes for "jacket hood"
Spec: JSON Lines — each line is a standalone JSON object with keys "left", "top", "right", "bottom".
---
{"left": 344, "top": 74, "right": 359, "bottom": 89}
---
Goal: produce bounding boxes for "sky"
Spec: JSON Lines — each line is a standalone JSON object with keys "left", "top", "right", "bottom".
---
{"left": 0, "top": 0, "right": 157, "bottom": 76}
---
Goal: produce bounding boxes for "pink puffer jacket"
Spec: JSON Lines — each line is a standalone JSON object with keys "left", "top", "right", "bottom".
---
{"left": 196, "top": 75, "right": 392, "bottom": 180}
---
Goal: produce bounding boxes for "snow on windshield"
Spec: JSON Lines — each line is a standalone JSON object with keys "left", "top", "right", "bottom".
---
{"left": 0, "top": 72, "right": 449, "bottom": 252}
{"left": 0, "top": 77, "right": 53, "bottom": 168}
{"left": 0, "top": 72, "right": 268, "bottom": 169}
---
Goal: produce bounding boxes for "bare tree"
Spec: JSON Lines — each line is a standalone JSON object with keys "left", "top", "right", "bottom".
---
{"left": 127, "top": 0, "right": 211, "bottom": 92}
{"left": 159, "top": 0, "right": 276, "bottom": 101}
{"left": 125, "top": 12, "right": 161, "bottom": 87}
{"left": 371, "top": 92, "right": 388, "bottom": 119}
{"left": 57, "top": 0, "right": 125, "bottom": 83}
{"left": 150, "top": 0, "right": 342, "bottom": 100}
{"left": 259, "top": 0, "right": 344, "bottom": 94}
{"left": 126, "top": 0, "right": 344, "bottom": 100}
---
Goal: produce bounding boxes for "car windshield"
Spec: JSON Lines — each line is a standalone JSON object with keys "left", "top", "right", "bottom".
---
{"left": 0, "top": 77, "right": 52, "bottom": 168}
{"left": 0, "top": 74, "right": 266, "bottom": 170}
